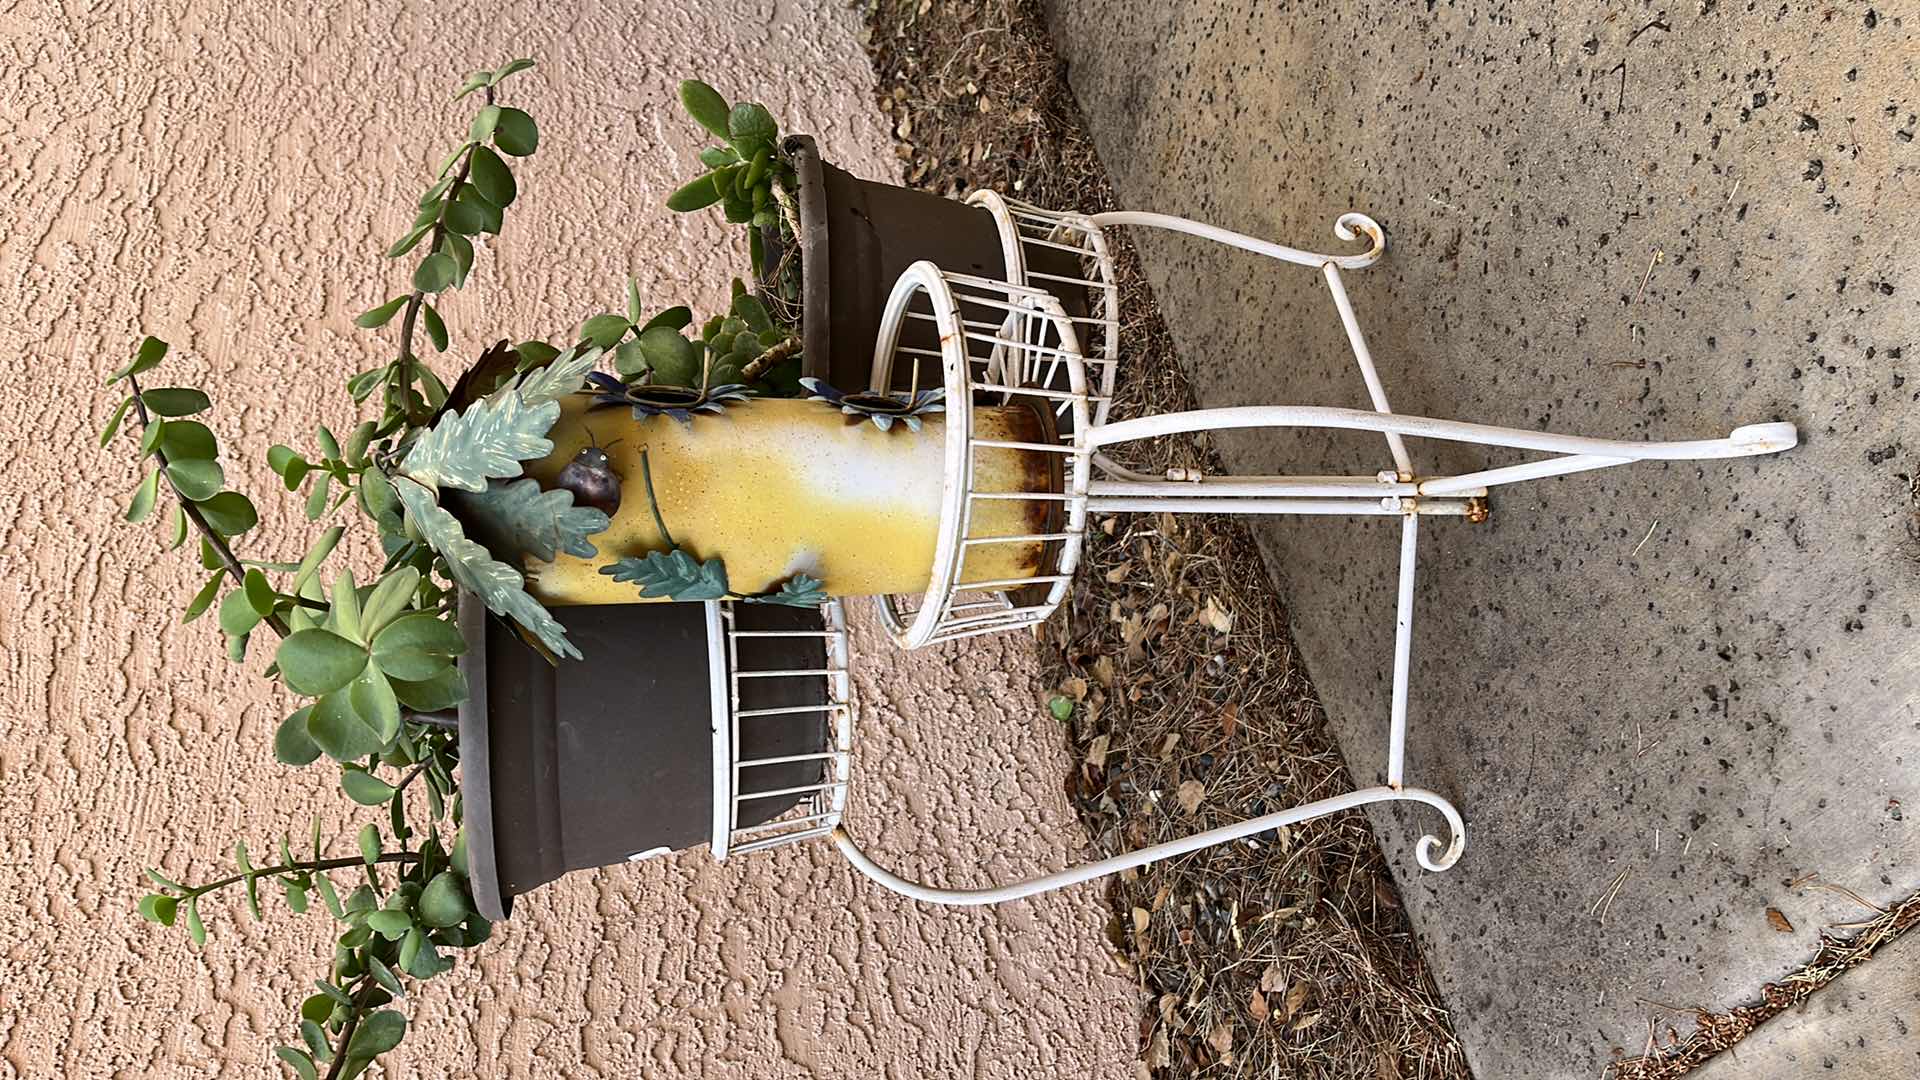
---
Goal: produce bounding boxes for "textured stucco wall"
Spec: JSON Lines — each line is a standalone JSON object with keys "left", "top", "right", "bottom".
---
{"left": 0, "top": 2, "right": 1130, "bottom": 1076}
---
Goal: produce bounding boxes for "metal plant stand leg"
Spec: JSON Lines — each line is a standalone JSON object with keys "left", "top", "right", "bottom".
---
{"left": 832, "top": 210, "right": 1797, "bottom": 907}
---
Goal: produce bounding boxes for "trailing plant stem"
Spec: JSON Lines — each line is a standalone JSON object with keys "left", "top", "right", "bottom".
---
{"left": 124, "top": 374, "right": 292, "bottom": 638}
{"left": 387, "top": 86, "right": 496, "bottom": 429}
{"left": 737, "top": 336, "right": 801, "bottom": 384}
{"left": 181, "top": 853, "right": 421, "bottom": 900}
{"left": 322, "top": 970, "right": 382, "bottom": 1080}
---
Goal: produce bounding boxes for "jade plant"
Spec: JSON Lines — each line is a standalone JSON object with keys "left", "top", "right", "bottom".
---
{"left": 105, "top": 59, "right": 583, "bottom": 1079}
{"left": 102, "top": 60, "right": 815, "bottom": 1078}
{"left": 110, "top": 63, "right": 900, "bottom": 1073}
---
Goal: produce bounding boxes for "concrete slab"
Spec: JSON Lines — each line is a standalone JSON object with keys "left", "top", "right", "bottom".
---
{"left": 1692, "top": 930, "right": 1920, "bottom": 1078}
{"left": 1044, "top": 2, "right": 1919, "bottom": 1076}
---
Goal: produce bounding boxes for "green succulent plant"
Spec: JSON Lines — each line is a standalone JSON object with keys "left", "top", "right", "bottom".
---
{"left": 107, "top": 60, "right": 603, "bottom": 1080}
{"left": 668, "top": 79, "right": 802, "bottom": 301}
{"left": 109, "top": 61, "right": 823, "bottom": 1080}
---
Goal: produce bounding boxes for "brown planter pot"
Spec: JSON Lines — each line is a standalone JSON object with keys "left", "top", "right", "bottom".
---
{"left": 788, "top": 135, "right": 1091, "bottom": 394}
{"left": 457, "top": 596, "right": 830, "bottom": 921}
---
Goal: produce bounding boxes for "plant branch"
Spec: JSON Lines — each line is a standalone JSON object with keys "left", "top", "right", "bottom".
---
{"left": 125, "top": 374, "right": 292, "bottom": 638}
{"left": 182, "top": 852, "right": 420, "bottom": 899}
{"left": 321, "top": 971, "right": 382, "bottom": 1080}
{"left": 392, "top": 760, "right": 430, "bottom": 796}
{"left": 387, "top": 86, "right": 497, "bottom": 430}
{"left": 738, "top": 336, "right": 801, "bottom": 384}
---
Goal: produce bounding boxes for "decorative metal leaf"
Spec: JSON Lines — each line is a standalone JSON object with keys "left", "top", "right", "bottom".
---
{"left": 400, "top": 378, "right": 559, "bottom": 493}
{"left": 510, "top": 343, "right": 601, "bottom": 407}
{"left": 747, "top": 572, "right": 827, "bottom": 608}
{"left": 392, "top": 477, "right": 580, "bottom": 660}
{"left": 599, "top": 548, "right": 730, "bottom": 601}
{"left": 444, "top": 477, "right": 610, "bottom": 563}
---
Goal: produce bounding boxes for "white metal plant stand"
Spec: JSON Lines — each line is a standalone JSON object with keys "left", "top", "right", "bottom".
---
{"left": 826, "top": 203, "right": 1798, "bottom": 905}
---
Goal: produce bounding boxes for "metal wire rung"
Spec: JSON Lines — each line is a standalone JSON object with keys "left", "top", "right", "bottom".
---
{"left": 935, "top": 606, "right": 1051, "bottom": 632}
{"left": 732, "top": 812, "right": 837, "bottom": 839}
{"left": 945, "top": 599, "right": 1015, "bottom": 614}
{"left": 736, "top": 781, "right": 850, "bottom": 803}
{"left": 733, "top": 668, "right": 839, "bottom": 678}
{"left": 904, "top": 310, "right": 1008, "bottom": 332}
{"left": 970, "top": 437, "right": 1085, "bottom": 454}
{"left": 1025, "top": 270, "right": 1117, "bottom": 290}
{"left": 953, "top": 574, "right": 1072, "bottom": 591}
{"left": 734, "top": 703, "right": 847, "bottom": 719}
{"left": 731, "top": 829, "right": 832, "bottom": 855}
{"left": 959, "top": 335, "right": 1085, "bottom": 361}
{"left": 960, "top": 531, "right": 1077, "bottom": 545}
{"left": 736, "top": 750, "right": 841, "bottom": 768}
{"left": 970, "top": 382, "right": 1106, "bottom": 402}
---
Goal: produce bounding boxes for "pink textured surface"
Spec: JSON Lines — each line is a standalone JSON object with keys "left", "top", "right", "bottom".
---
{"left": 0, "top": 2, "right": 1130, "bottom": 1075}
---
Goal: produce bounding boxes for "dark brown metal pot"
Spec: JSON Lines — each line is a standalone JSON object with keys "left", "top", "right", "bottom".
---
{"left": 788, "top": 135, "right": 1092, "bottom": 396}
{"left": 456, "top": 598, "right": 829, "bottom": 921}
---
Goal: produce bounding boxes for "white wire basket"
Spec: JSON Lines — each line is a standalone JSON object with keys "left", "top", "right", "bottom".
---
{"left": 706, "top": 599, "right": 854, "bottom": 860}
{"left": 966, "top": 189, "right": 1121, "bottom": 431}
{"left": 868, "top": 262, "right": 1097, "bottom": 649}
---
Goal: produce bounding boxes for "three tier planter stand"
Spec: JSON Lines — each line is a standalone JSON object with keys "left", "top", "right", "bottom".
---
{"left": 459, "top": 194, "right": 1797, "bottom": 918}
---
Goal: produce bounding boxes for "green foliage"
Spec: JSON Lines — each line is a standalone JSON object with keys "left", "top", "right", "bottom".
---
{"left": 678, "top": 79, "right": 731, "bottom": 138}
{"left": 468, "top": 147, "right": 515, "bottom": 207}
{"left": 446, "top": 477, "right": 610, "bottom": 563}
{"left": 166, "top": 458, "right": 223, "bottom": 501}
{"left": 196, "top": 491, "right": 259, "bottom": 536}
{"left": 354, "top": 296, "right": 408, "bottom": 329}
{"left": 636, "top": 325, "right": 702, "bottom": 385}
{"left": 108, "top": 335, "right": 169, "bottom": 383}
{"left": 141, "top": 388, "right": 211, "bottom": 416}
{"left": 341, "top": 768, "right": 398, "bottom": 806}
{"left": 579, "top": 313, "right": 631, "bottom": 348}
{"left": 600, "top": 548, "right": 731, "bottom": 601}
{"left": 417, "top": 872, "right": 470, "bottom": 927}
{"left": 398, "top": 379, "right": 559, "bottom": 493}
{"left": 105, "top": 57, "right": 810, "bottom": 1080}
{"left": 604, "top": 285, "right": 796, "bottom": 390}
{"left": 670, "top": 79, "right": 798, "bottom": 280}
{"left": 275, "top": 706, "right": 322, "bottom": 766}
{"left": 277, "top": 630, "right": 368, "bottom": 696}
{"left": 508, "top": 343, "right": 600, "bottom": 407}
{"left": 369, "top": 613, "right": 466, "bottom": 681}
{"left": 748, "top": 572, "right": 828, "bottom": 609}
{"left": 308, "top": 664, "right": 403, "bottom": 761}
{"left": 392, "top": 476, "right": 580, "bottom": 660}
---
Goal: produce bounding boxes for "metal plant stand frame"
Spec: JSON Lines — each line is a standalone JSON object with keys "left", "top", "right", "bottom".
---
{"left": 822, "top": 203, "right": 1798, "bottom": 906}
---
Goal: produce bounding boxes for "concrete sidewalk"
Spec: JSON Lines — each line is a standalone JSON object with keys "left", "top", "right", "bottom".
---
{"left": 1044, "top": 2, "right": 1918, "bottom": 1076}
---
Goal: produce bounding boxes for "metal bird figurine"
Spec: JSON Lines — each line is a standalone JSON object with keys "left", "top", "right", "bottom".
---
{"left": 555, "top": 437, "right": 622, "bottom": 516}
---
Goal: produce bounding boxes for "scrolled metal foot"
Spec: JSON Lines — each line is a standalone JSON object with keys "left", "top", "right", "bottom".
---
{"left": 1397, "top": 786, "right": 1466, "bottom": 871}
{"left": 1333, "top": 212, "right": 1387, "bottom": 267}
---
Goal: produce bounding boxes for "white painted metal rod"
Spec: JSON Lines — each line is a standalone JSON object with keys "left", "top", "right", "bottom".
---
{"left": 1085, "top": 496, "right": 1478, "bottom": 516}
{"left": 1388, "top": 514, "right": 1418, "bottom": 789}
{"left": 1416, "top": 453, "right": 1630, "bottom": 495}
{"left": 1090, "top": 476, "right": 1421, "bottom": 498}
{"left": 1089, "top": 407, "right": 1799, "bottom": 461}
{"left": 1087, "top": 210, "right": 1386, "bottom": 270}
{"left": 832, "top": 785, "right": 1466, "bottom": 907}
{"left": 1322, "top": 262, "right": 1414, "bottom": 477}
{"left": 737, "top": 781, "right": 849, "bottom": 802}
